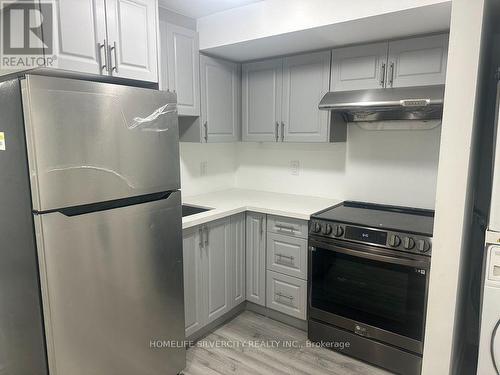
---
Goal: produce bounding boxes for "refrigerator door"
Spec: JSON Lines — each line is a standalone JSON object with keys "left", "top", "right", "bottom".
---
{"left": 34, "top": 191, "right": 185, "bottom": 375}
{"left": 21, "top": 74, "right": 180, "bottom": 212}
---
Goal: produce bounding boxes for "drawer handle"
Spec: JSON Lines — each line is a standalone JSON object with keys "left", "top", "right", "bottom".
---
{"left": 275, "top": 253, "right": 295, "bottom": 263}
{"left": 276, "top": 292, "right": 295, "bottom": 306}
{"left": 276, "top": 225, "right": 295, "bottom": 233}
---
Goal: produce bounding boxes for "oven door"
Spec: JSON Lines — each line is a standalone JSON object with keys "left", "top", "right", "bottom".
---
{"left": 308, "top": 238, "right": 430, "bottom": 354}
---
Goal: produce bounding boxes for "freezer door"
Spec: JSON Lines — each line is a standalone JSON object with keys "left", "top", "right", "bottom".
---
{"left": 34, "top": 191, "right": 185, "bottom": 375}
{"left": 21, "top": 74, "right": 180, "bottom": 212}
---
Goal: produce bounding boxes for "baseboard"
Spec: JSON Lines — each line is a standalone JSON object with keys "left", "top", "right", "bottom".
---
{"left": 245, "top": 301, "right": 307, "bottom": 331}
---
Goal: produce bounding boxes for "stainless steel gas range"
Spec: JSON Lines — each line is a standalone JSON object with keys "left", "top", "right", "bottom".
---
{"left": 307, "top": 201, "right": 434, "bottom": 375}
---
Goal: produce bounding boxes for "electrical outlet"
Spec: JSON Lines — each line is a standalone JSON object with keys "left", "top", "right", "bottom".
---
{"left": 200, "top": 161, "right": 208, "bottom": 176}
{"left": 290, "top": 160, "right": 300, "bottom": 176}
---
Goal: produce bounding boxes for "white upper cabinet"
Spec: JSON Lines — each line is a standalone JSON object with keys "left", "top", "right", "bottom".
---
{"left": 282, "top": 51, "right": 331, "bottom": 142}
{"left": 105, "top": 0, "right": 158, "bottom": 82}
{"left": 387, "top": 34, "right": 449, "bottom": 88}
{"left": 331, "top": 42, "right": 389, "bottom": 91}
{"left": 200, "top": 55, "right": 240, "bottom": 142}
{"left": 242, "top": 59, "right": 283, "bottom": 142}
{"left": 48, "top": 0, "right": 107, "bottom": 75}
{"left": 160, "top": 22, "right": 200, "bottom": 116}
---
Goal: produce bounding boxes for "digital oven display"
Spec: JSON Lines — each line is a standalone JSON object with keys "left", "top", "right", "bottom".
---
{"left": 344, "top": 226, "right": 387, "bottom": 245}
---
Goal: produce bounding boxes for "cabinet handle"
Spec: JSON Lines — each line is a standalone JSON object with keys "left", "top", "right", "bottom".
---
{"left": 204, "top": 226, "right": 209, "bottom": 247}
{"left": 276, "top": 292, "right": 295, "bottom": 306}
{"left": 275, "top": 122, "right": 279, "bottom": 142}
{"left": 108, "top": 41, "right": 118, "bottom": 73}
{"left": 275, "top": 253, "right": 295, "bottom": 263}
{"left": 199, "top": 227, "right": 204, "bottom": 248}
{"left": 389, "top": 62, "right": 395, "bottom": 87}
{"left": 204, "top": 121, "right": 208, "bottom": 142}
{"left": 281, "top": 122, "right": 285, "bottom": 142}
{"left": 380, "top": 62, "right": 386, "bottom": 87}
{"left": 98, "top": 40, "right": 109, "bottom": 73}
{"left": 259, "top": 217, "right": 264, "bottom": 235}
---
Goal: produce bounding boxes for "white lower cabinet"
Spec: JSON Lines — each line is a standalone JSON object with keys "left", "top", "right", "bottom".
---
{"left": 182, "top": 226, "right": 204, "bottom": 337}
{"left": 182, "top": 214, "right": 245, "bottom": 337}
{"left": 246, "top": 212, "right": 267, "bottom": 306}
{"left": 266, "top": 270, "right": 307, "bottom": 320}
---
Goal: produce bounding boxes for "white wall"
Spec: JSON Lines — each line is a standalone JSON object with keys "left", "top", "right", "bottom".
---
{"left": 421, "top": 0, "right": 489, "bottom": 373}
{"left": 179, "top": 142, "right": 237, "bottom": 197}
{"left": 237, "top": 125, "right": 441, "bottom": 208}
{"left": 180, "top": 125, "right": 442, "bottom": 209}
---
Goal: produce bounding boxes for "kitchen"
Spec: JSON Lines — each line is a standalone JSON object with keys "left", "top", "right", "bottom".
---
{"left": 0, "top": 1, "right": 499, "bottom": 375}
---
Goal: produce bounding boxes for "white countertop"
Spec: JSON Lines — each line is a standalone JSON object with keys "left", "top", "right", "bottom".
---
{"left": 182, "top": 188, "right": 341, "bottom": 229}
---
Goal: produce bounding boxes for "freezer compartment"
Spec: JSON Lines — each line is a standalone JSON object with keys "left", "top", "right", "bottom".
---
{"left": 34, "top": 190, "right": 185, "bottom": 375}
{"left": 21, "top": 74, "right": 180, "bottom": 211}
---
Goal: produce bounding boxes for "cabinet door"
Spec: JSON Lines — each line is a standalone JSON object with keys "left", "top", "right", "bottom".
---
{"left": 230, "top": 213, "right": 246, "bottom": 308}
{"left": 387, "top": 34, "right": 449, "bottom": 88}
{"left": 266, "top": 233, "right": 307, "bottom": 280}
{"left": 162, "top": 22, "right": 200, "bottom": 116}
{"left": 200, "top": 55, "right": 240, "bottom": 142}
{"left": 183, "top": 227, "right": 204, "bottom": 337}
{"left": 246, "top": 212, "right": 266, "bottom": 306}
{"left": 105, "top": 0, "right": 158, "bottom": 82}
{"left": 48, "top": 0, "right": 107, "bottom": 74}
{"left": 203, "top": 218, "right": 232, "bottom": 323}
{"left": 282, "top": 51, "right": 331, "bottom": 142}
{"left": 331, "top": 42, "right": 389, "bottom": 91}
{"left": 242, "top": 59, "right": 283, "bottom": 142}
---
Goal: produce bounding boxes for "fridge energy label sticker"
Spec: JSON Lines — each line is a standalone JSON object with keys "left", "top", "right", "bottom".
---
{"left": 0, "top": 132, "right": 5, "bottom": 151}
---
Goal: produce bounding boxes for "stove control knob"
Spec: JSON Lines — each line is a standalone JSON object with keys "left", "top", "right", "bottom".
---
{"left": 322, "top": 224, "right": 333, "bottom": 235}
{"left": 416, "top": 239, "right": 431, "bottom": 253}
{"left": 333, "top": 224, "right": 344, "bottom": 237}
{"left": 403, "top": 237, "right": 415, "bottom": 250}
{"left": 388, "top": 234, "right": 401, "bottom": 247}
{"left": 312, "top": 222, "right": 322, "bottom": 233}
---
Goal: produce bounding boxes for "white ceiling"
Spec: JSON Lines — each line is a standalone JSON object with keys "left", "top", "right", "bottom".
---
{"left": 158, "top": 0, "right": 263, "bottom": 19}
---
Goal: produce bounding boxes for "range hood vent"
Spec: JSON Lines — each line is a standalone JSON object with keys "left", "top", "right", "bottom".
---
{"left": 319, "top": 85, "right": 445, "bottom": 122}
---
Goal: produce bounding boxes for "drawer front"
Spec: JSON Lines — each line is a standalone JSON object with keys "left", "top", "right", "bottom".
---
{"left": 267, "top": 233, "right": 307, "bottom": 280}
{"left": 266, "top": 270, "right": 307, "bottom": 320}
{"left": 267, "top": 215, "right": 308, "bottom": 238}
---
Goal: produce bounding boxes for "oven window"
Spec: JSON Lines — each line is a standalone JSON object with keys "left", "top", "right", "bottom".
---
{"left": 311, "top": 247, "right": 427, "bottom": 341}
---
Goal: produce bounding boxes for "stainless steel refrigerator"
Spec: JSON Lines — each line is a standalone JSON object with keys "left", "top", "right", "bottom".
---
{"left": 0, "top": 69, "right": 185, "bottom": 375}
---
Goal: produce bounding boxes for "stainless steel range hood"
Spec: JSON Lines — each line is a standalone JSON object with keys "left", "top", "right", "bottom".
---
{"left": 319, "top": 85, "right": 445, "bottom": 122}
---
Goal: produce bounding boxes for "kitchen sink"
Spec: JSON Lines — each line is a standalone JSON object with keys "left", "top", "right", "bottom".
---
{"left": 182, "top": 204, "right": 212, "bottom": 217}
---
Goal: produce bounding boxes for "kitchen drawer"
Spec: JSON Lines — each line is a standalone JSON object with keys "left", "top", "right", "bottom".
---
{"left": 266, "top": 270, "right": 307, "bottom": 320}
{"left": 267, "top": 215, "right": 308, "bottom": 239}
{"left": 267, "top": 233, "right": 307, "bottom": 280}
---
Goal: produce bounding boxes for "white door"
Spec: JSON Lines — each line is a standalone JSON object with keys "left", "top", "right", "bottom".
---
{"left": 105, "top": 0, "right": 158, "bottom": 82}
{"left": 230, "top": 213, "right": 246, "bottom": 308}
{"left": 203, "top": 218, "right": 232, "bottom": 323}
{"left": 331, "top": 42, "right": 389, "bottom": 91}
{"left": 282, "top": 51, "right": 331, "bottom": 142}
{"left": 200, "top": 55, "right": 240, "bottom": 142}
{"left": 183, "top": 227, "right": 204, "bottom": 337}
{"left": 387, "top": 34, "right": 449, "bottom": 88}
{"left": 246, "top": 212, "right": 266, "bottom": 306}
{"left": 162, "top": 22, "right": 200, "bottom": 116}
{"left": 48, "top": 0, "right": 107, "bottom": 74}
{"left": 242, "top": 59, "right": 283, "bottom": 142}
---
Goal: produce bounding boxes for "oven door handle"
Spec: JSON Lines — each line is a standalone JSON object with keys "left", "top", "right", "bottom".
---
{"left": 309, "top": 239, "right": 430, "bottom": 269}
